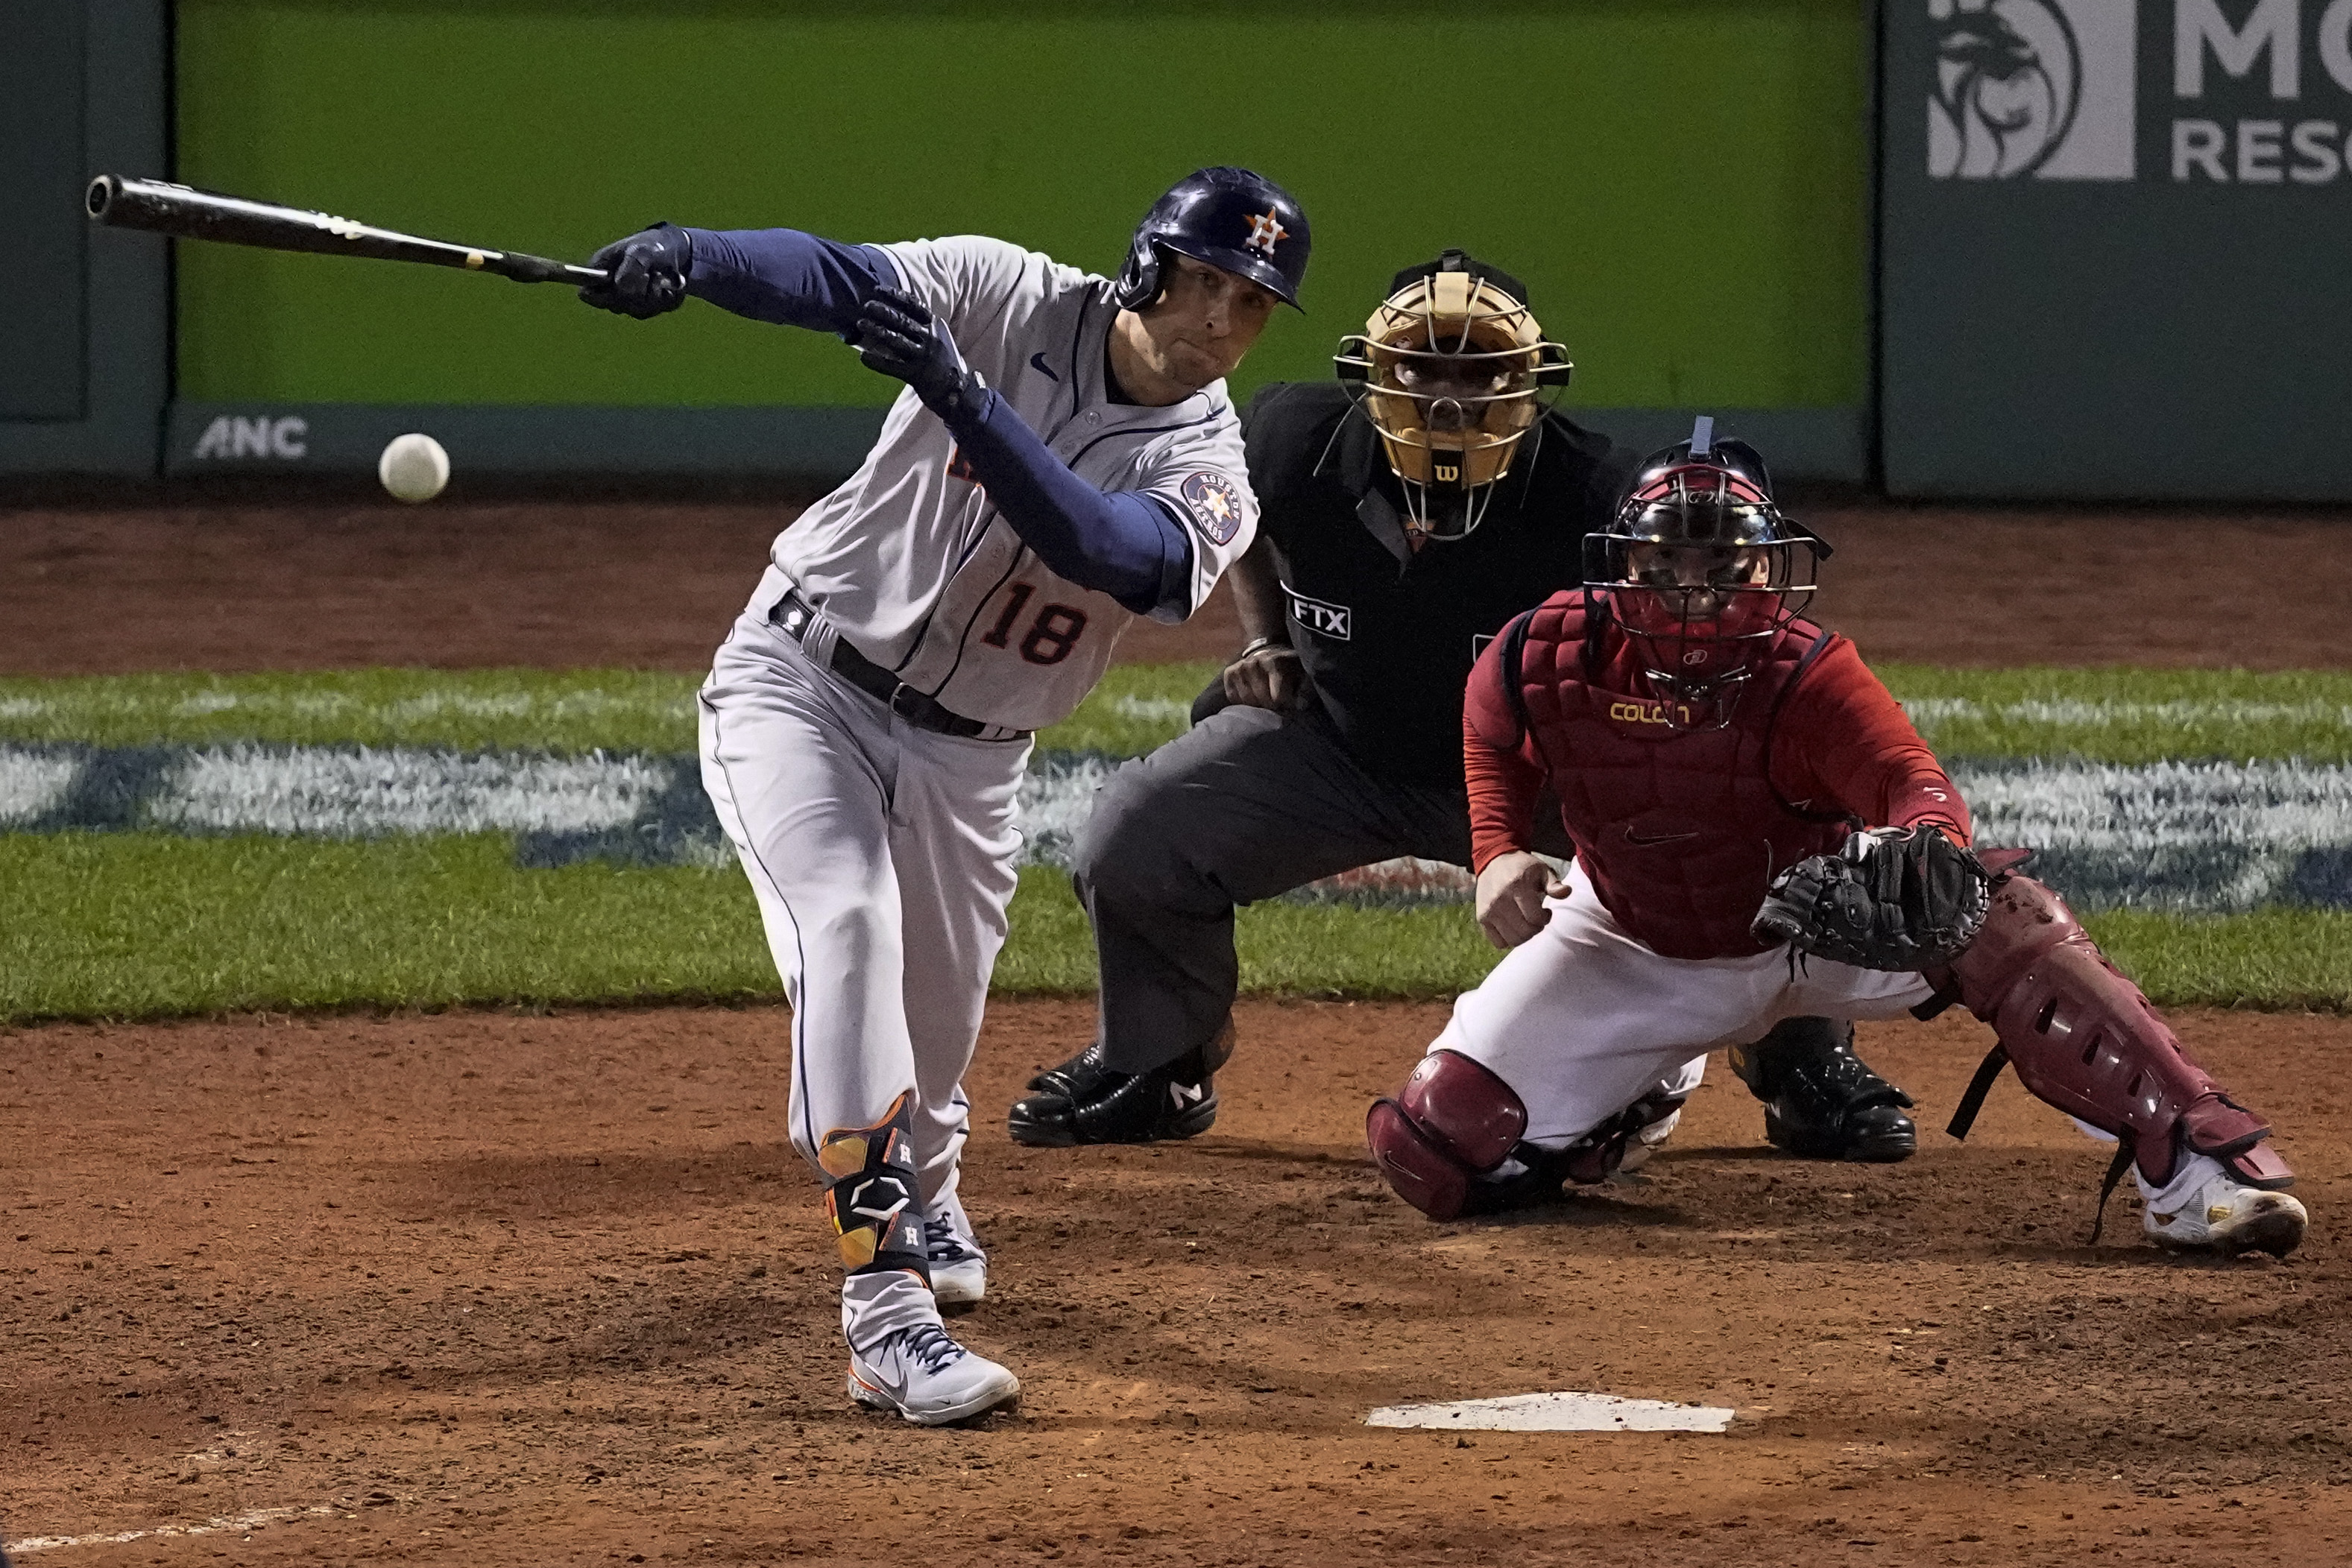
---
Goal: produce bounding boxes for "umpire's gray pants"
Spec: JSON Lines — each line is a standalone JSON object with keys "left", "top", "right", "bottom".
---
{"left": 1075, "top": 702, "right": 1489, "bottom": 1075}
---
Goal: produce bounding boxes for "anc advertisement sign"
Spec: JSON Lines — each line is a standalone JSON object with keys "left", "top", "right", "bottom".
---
{"left": 1885, "top": 0, "right": 2352, "bottom": 497}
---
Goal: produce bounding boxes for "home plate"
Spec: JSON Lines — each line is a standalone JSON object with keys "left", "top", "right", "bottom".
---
{"left": 1366, "top": 1391, "right": 1734, "bottom": 1433}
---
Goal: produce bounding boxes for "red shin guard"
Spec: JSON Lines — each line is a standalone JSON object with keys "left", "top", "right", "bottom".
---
{"left": 1941, "top": 873, "right": 2291, "bottom": 1192}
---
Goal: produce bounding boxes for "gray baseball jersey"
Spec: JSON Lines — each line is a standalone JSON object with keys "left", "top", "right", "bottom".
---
{"left": 752, "top": 235, "right": 1257, "bottom": 732}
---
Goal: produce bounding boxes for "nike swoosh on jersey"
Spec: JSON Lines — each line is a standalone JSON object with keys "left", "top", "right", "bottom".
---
{"left": 1624, "top": 826, "right": 1701, "bottom": 847}
{"left": 1030, "top": 352, "right": 1060, "bottom": 382}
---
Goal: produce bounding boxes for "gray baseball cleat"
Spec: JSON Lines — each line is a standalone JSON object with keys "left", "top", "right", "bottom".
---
{"left": 848, "top": 1324, "right": 1020, "bottom": 1425}
{"left": 924, "top": 1201, "right": 987, "bottom": 1309}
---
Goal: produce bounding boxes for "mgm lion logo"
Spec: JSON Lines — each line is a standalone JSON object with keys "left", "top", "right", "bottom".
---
{"left": 1927, "top": 0, "right": 2083, "bottom": 179}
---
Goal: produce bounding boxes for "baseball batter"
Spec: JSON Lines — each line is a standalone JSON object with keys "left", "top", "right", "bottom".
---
{"left": 1366, "top": 423, "right": 2309, "bottom": 1259}
{"left": 580, "top": 168, "right": 1312, "bottom": 1422}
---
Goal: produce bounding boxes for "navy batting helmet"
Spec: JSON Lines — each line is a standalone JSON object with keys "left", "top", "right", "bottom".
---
{"left": 1112, "top": 166, "right": 1311, "bottom": 312}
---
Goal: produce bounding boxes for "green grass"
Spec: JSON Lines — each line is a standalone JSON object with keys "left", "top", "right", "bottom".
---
{"left": 2083, "top": 908, "right": 2352, "bottom": 1014}
{"left": 0, "top": 664, "right": 1223, "bottom": 760}
{"left": 7, "top": 835, "right": 2342, "bottom": 1024}
{"left": 1873, "top": 664, "right": 2352, "bottom": 763}
{"left": 0, "top": 832, "right": 775, "bottom": 1020}
{"left": 6, "top": 663, "right": 2348, "bottom": 1022}
{"left": 0, "top": 670, "right": 704, "bottom": 756}
{"left": 7, "top": 663, "right": 2347, "bottom": 762}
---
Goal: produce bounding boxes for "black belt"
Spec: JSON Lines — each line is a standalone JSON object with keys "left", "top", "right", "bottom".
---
{"left": 770, "top": 589, "right": 1024, "bottom": 741}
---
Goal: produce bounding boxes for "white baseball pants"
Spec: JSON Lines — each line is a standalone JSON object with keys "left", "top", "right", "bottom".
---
{"left": 1431, "top": 862, "right": 1938, "bottom": 1145}
{"left": 699, "top": 608, "right": 1029, "bottom": 1349}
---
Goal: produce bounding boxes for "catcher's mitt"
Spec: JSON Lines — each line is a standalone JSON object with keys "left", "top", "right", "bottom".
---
{"left": 1751, "top": 826, "right": 1990, "bottom": 972}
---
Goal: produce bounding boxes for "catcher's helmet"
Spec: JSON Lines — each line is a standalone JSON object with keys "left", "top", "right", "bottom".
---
{"left": 1112, "top": 167, "right": 1311, "bottom": 312}
{"left": 1585, "top": 417, "right": 1827, "bottom": 725}
{"left": 1333, "top": 250, "right": 1572, "bottom": 541}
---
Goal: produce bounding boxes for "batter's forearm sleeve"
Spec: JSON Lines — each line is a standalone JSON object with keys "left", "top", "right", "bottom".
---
{"left": 681, "top": 227, "right": 899, "bottom": 337}
{"left": 1464, "top": 714, "right": 1549, "bottom": 875}
{"left": 945, "top": 388, "right": 1195, "bottom": 616}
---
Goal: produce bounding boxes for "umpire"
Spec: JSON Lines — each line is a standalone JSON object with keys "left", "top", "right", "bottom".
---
{"left": 1009, "top": 251, "right": 1920, "bottom": 1164}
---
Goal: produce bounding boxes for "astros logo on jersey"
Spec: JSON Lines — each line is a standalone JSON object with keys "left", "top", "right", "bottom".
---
{"left": 1243, "top": 208, "right": 1287, "bottom": 256}
{"left": 1179, "top": 471, "right": 1247, "bottom": 546}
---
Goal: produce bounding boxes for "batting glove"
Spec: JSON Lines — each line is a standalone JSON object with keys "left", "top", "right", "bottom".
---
{"left": 853, "top": 288, "right": 987, "bottom": 423}
{"left": 579, "top": 223, "right": 693, "bottom": 318}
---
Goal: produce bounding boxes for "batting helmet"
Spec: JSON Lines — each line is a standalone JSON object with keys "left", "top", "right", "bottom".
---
{"left": 1112, "top": 166, "right": 1311, "bottom": 312}
{"left": 1584, "top": 417, "right": 1828, "bottom": 724}
{"left": 1334, "top": 250, "right": 1573, "bottom": 541}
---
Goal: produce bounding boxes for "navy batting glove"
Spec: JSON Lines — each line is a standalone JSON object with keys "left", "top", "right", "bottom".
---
{"left": 854, "top": 287, "right": 986, "bottom": 421}
{"left": 579, "top": 222, "right": 693, "bottom": 318}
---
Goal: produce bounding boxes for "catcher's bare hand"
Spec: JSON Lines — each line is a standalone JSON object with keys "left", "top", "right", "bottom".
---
{"left": 1751, "top": 824, "right": 1990, "bottom": 972}
{"left": 1222, "top": 642, "right": 1306, "bottom": 710}
{"left": 1475, "top": 850, "right": 1571, "bottom": 950}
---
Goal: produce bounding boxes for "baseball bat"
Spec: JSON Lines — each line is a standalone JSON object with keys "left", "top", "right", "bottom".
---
{"left": 85, "top": 174, "right": 610, "bottom": 286}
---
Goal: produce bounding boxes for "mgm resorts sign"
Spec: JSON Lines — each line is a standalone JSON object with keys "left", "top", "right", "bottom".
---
{"left": 1929, "top": 0, "right": 2352, "bottom": 183}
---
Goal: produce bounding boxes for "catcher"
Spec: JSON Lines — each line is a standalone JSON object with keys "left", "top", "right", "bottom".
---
{"left": 1365, "top": 421, "right": 2308, "bottom": 1256}
{"left": 1010, "top": 252, "right": 1922, "bottom": 1169}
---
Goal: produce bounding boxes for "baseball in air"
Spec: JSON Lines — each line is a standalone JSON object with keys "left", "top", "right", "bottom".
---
{"left": 377, "top": 432, "right": 450, "bottom": 502}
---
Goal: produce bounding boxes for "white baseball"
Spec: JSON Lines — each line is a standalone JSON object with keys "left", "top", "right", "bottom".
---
{"left": 378, "top": 432, "right": 450, "bottom": 503}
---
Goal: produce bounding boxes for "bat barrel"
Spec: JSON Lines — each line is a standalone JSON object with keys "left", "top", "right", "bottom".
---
{"left": 83, "top": 173, "right": 607, "bottom": 285}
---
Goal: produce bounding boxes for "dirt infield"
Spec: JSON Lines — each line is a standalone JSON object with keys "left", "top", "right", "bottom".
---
{"left": 4, "top": 496, "right": 2350, "bottom": 674}
{"left": 4, "top": 999, "right": 2350, "bottom": 1565}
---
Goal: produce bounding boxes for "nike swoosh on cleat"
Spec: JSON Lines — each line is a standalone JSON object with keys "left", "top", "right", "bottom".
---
{"left": 1030, "top": 353, "right": 1060, "bottom": 381}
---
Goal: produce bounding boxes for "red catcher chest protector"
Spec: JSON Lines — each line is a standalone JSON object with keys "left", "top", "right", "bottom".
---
{"left": 1508, "top": 595, "right": 1850, "bottom": 959}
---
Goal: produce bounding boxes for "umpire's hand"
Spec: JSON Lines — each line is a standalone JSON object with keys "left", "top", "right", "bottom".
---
{"left": 580, "top": 223, "right": 693, "bottom": 317}
{"left": 1222, "top": 638, "right": 1307, "bottom": 709}
{"left": 1475, "top": 850, "right": 1571, "bottom": 950}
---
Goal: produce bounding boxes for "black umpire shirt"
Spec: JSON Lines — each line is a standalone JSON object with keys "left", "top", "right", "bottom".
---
{"left": 1240, "top": 381, "right": 1633, "bottom": 788}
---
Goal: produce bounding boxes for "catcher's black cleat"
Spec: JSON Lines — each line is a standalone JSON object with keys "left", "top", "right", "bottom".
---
{"left": 1007, "top": 1025, "right": 1232, "bottom": 1147}
{"left": 1728, "top": 1016, "right": 1917, "bottom": 1163}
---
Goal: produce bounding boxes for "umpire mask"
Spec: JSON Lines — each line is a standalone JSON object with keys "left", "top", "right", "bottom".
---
{"left": 1335, "top": 250, "right": 1572, "bottom": 542}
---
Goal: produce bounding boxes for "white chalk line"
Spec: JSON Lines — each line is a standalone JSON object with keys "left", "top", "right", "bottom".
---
{"left": 0, "top": 750, "right": 78, "bottom": 825}
{"left": 1107, "top": 694, "right": 1194, "bottom": 725}
{"left": 4, "top": 744, "right": 2348, "bottom": 908}
{"left": 157, "top": 745, "right": 673, "bottom": 837}
{"left": 7, "top": 1502, "right": 345, "bottom": 1555}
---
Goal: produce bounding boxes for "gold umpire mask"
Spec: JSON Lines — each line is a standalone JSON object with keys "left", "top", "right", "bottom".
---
{"left": 1334, "top": 260, "right": 1572, "bottom": 541}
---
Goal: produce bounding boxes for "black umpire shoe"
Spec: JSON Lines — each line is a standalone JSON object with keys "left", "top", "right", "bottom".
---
{"left": 1007, "top": 1025, "right": 1234, "bottom": 1147}
{"left": 1727, "top": 1017, "right": 1917, "bottom": 1163}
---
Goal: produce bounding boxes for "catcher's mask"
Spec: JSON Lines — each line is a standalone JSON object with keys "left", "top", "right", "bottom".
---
{"left": 1585, "top": 417, "right": 1826, "bottom": 728}
{"left": 1334, "top": 250, "right": 1572, "bottom": 542}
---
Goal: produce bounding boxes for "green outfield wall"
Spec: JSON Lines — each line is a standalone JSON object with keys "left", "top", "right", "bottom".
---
{"left": 171, "top": 0, "right": 1871, "bottom": 419}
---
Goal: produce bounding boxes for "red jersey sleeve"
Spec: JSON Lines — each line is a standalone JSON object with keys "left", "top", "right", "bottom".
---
{"left": 1463, "top": 617, "right": 1548, "bottom": 874}
{"left": 1773, "top": 639, "right": 1972, "bottom": 846}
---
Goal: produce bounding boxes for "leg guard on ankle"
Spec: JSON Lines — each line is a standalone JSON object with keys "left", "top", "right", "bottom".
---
{"left": 816, "top": 1090, "right": 932, "bottom": 1283}
{"left": 1558, "top": 1088, "right": 1690, "bottom": 1184}
{"left": 1366, "top": 1051, "right": 1528, "bottom": 1221}
{"left": 1941, "top": 873, "right": 2292, "bottom": 1192}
